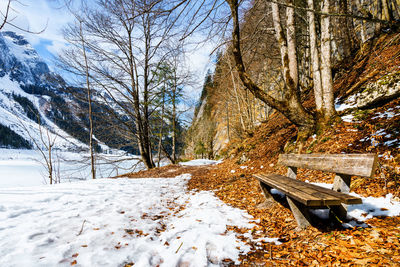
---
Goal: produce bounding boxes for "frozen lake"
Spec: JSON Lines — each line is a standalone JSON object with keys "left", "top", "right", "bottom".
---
{"left": 0, "top": 149, "right": 147, "bottom": 188}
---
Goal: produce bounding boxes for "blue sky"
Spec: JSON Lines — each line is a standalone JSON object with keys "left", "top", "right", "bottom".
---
{"left": 0, "top": 0, "right": 216, "bottom": 98}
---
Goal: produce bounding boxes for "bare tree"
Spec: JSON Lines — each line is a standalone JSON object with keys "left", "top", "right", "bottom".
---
{"left": 17, "top": 114, "right": 58, "bottom": 185}
{"left": 61, "top": 0, "right": 188, "bottom": 169}
{"left": 0, "top": 0, "right": 12, "bottom": 31}
{"left": 79, "top": 21, "right": 96, "bottom": 180}
{"left": 0, "top": 0, "right": 46, "bottom": 33}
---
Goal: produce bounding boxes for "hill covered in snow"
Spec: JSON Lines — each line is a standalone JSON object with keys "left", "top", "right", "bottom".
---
{"left": 0, "top": 31, "right": 119, "bottom": 152}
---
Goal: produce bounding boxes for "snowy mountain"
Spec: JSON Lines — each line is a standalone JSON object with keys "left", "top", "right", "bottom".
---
{"left": 0, "top": 31, "right": 64, "bottom": 88}
{"left": 0, "top": 31, "right": 94, "bottom": 151}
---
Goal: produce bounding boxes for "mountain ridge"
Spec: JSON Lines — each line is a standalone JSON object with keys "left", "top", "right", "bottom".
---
{"left": 0, "top": 31, "right": 96, "bottom": 151}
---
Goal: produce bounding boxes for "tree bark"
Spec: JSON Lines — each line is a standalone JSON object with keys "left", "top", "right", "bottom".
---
{"left": 320, "top": 0, "right": 336, "bottom": 121}
{"left": 286, "top": 0, "right": 298, "bottom": 90}
{"left": 381, "top": 0, "right": 393, "bottom": 21}
{"left": 307, "top": 0, "right": 323, "bottom": 116}
{"left": 80, "top": 22, "right": 96, "bottom": 180}
{"left": 157, "top": 83, "right": 166, "bottom": 168}
{"left": 172, "top": 71, "right": 177, "bottom": 163}
{"left": 338, "top": 0, "right": 353, "bottom": 59}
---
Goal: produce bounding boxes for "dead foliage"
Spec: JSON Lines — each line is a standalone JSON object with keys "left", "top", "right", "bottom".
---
{"left": 116, "top": 33, "right": 400, "bottom": 266}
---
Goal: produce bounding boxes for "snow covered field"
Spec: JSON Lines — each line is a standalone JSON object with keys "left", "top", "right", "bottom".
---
{"left": 0, "top": 174, "right": 266, "bottom": 266}
{"left": 0, "top": 149, "right": 146, "bottom": 188}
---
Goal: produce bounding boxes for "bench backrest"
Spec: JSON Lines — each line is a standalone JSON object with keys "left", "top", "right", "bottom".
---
{"left": 278, "top": 154, "right": 378, "bottom": 178}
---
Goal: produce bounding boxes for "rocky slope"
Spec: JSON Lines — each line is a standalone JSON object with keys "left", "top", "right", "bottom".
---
{"left": 0, "top": 31, "right": 106, "bottom": 151}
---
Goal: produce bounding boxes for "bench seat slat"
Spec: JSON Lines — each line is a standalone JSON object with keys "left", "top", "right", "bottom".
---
{"left": 261, "top": 174, "right": 362, "bottom": 205}
{"left": 255, "top": 174, "right": 339, "bottom": 206}
{"left": 254, "top": 173, "right": 362, "bottom": 207}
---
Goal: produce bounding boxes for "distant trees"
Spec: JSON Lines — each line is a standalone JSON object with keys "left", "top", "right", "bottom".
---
{"left": 0, "top": 123, "right": 32, "bottom": 149}
{"left": 152, "top": 60, "right": 186, "bottom": 165}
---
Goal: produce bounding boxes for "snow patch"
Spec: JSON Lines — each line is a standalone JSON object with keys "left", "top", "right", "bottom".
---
{"left": 0, "top": 175, "right": 268, "bottom": 266}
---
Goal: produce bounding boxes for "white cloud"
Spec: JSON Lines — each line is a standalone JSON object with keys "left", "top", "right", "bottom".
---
{"left": 1, "top": 0, "right": 72, "bottom": 55}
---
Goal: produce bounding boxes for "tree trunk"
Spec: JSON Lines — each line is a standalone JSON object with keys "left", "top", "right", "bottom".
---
{"left": 48, "top": 143, "right": 53, "bottom": 185}
{"left": 381, "top": 0, "right": 393, "bottom": 21}
{"left": 157, "top": 84, "right": 165, "bottom": 168}
{"left": 172, "top": 74, "right": 177, "bottom": 164}
{"left": 286, "top": 0, "right": 298, "bottom": 90}
{"left": 226, "top": 0, "right": 315, "bottom": 140}
{"left": 228, "top": 57, "right": 246, "bottom": 132}
{"left": 338, "top": 0, "right": 353, "bottom": 59}
{"left": 80, "top": 22, "right": 96, "bottom": 180}
{"left": 308, "top": 0, "right": 323, "bottom": 117}
{"left": 127, "top": 28, "right": 154, "bottom": 170}
{"left": 143, "top": 29, "right": 155, "bottom": 168}
{"left": 320, "top": 0, "right": 336, "bottom": 122}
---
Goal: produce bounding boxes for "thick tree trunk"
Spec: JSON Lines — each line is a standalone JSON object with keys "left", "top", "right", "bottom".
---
{"left": 320, "top": 0, "right": 336, "bottom": 121}
{"left": 307, "top": 0, "right": 323, "bottom": 116}
{"left": 338, "top": 0, "right": 353, "bottom": 59}
{"left": 381, "top": 0, "right": 393, "bottom": 21}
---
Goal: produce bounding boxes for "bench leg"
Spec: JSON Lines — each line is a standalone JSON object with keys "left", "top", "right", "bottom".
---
{"left": 259, "top": 181, "right": 274, "bottom": 201}
{"left": 257, "top": 181, "right": 275, "bottom": 208}
{"left": 333, "top": 174, "right": 351, "bottom": 193}
{"left": 332, "top": 174, "right": 351, "bottom": 222}
{"left": 286, "top": 197, "right": 312, "bottom": 230}
{"left": 329, "top": 205, "right": 348, "bottom": 222}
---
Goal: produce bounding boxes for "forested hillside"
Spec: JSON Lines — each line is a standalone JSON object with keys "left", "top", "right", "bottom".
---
{"left": 186, "top": 0, "right": 400, "bottom": 162}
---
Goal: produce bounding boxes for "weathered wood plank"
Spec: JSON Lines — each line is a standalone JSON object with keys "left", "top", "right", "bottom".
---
{"left": 259, "top": 181, "right": 274, "bottom": 201}
{"left": 255, "top": 174, "right": 342, "bottom": 206}
{"left": 255, "top": 173, "right": 362, "bottom": 206}
{"left": 255, "top": 174, "right": 327, "bottom": 206}
{"left": 264, "top": 174, "right": 361, "bottom": 204}
{"left": 278, "top": 154, "right": 378, "bottom": 178}
{"left": 256, "top": 173, "right": 361, "bottom": 203}
{"left": 333, "top": 174, "right": 351, "bottom": 193}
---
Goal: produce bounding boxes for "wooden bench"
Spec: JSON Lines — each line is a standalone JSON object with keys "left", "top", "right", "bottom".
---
{"left": 254, "top": 154, "right": 378, "bottom": 229}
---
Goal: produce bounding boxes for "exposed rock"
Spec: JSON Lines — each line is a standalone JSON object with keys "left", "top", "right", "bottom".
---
{"left": 356, "top": 71, "right": 400, "bottom": 109}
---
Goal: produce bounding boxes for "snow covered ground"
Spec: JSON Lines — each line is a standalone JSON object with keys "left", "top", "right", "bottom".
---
{"left": 0, "top": 149, "right": 146, "bottom": 188}
{"left": 0, "top": 174, "right": 268, "bottom": 266}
